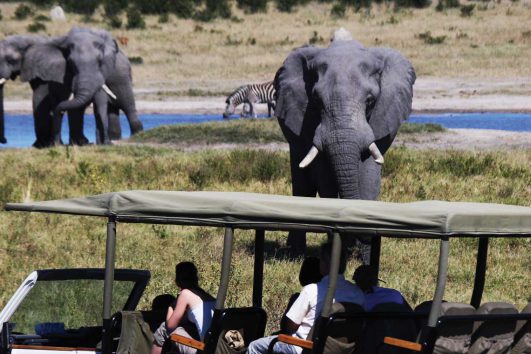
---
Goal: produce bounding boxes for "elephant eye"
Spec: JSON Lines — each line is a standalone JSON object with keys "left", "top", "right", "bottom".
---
{"left": 6, "top": 56, "right": 17, "bottom": 65}
{"left": 366, "top": 94, "right": 375, "bottom": 106}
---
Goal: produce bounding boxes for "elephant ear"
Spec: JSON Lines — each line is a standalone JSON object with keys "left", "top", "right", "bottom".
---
{"left": 20, "top": 43, "right": 66, "bottom": 84}
{"left": 368, "top": 47, "right": 416, "bottom": 155}
{"left": 90, "top": 29, "right": 119, "bottom": 78}
{"left": 274, "top": 45, "right": 322, "bottom": 137}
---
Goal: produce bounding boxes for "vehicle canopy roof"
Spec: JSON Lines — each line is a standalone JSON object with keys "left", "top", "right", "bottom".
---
{"left": 5, "top": 190, "right": 531, "bottom": 238}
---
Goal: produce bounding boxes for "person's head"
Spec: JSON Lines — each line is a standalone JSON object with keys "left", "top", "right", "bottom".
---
{"left": 319, "top": 242, "right": 347, "bottom": 276}
{"left": 175, "top": 261, "right": 199, "bottom": 289}
{"left": 352, "top": 265, "right": 379, "bottom": 293}
{"left": 151, "top": 294, "right": 176, "bottom": 311}
{"left": 299, "top": 256, "right": 323, "bottom": 286}
{"left": 330, "top": 27, "right": 353, "bottom": 43}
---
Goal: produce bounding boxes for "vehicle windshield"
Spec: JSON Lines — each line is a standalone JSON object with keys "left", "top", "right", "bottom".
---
{"left": 10, "top": 279, "right": 134, "bottom": 334}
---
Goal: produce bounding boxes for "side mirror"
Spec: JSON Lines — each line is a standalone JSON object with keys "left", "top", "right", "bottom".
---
{"left": 1, "top": 322, "right": 13, "bottom": 354}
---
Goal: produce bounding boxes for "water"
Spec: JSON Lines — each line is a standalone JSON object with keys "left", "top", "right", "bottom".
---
{"left": 1, "top": 112, "right": 529, "bottom": 149}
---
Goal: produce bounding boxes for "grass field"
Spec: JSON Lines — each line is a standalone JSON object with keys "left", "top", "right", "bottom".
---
{"left": 0, "top": 143, "right": 529, "bottom": 332}
{"left": 1, "top": 1, "right": 530, "bottom": 99}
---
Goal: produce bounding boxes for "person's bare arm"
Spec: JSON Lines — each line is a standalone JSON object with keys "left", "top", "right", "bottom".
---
{"left": 166, "top": 291, "right": 189, "bottom": 332}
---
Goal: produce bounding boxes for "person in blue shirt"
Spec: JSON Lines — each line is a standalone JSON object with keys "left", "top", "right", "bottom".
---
{"left": 352, "top": 265, "right": 410, "bottom": 311}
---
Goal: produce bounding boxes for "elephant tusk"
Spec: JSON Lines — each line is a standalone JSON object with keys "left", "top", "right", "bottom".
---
{"left": 299, "top": 146, "right": 319, "bottom": 168}
{"left": 102, "top": 84, "right": 117, "bottom": 100}
{"left": 369, "top": 143, "right": 384, "bottom": 165}
{"left": 0, "top": 78, "right": 6, "bottom": 85}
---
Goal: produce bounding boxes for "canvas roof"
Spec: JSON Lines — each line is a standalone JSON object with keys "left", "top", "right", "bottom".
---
{"left": 5, "top": 190, "right": 531, "bottom": 238}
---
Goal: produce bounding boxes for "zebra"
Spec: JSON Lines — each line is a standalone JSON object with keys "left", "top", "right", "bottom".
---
{"left": 223, "top": 81, "right": 276, "bottom": 119}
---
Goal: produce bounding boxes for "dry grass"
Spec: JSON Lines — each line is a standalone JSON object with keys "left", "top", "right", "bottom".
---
{"left": 1, "top": 1, "right": 530, "bottom": 100}
{"left": 0, "top": 146, "right": 529, "bottom": 332}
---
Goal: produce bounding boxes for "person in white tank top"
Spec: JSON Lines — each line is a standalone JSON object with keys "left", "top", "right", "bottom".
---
{"left": 151, "top": 262, "right": 216, "bottom": 354}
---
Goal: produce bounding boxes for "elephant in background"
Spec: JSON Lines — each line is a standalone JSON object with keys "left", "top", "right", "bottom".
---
{"left": 0, "top": 28, "right": 142, "bottom": 147}
{"left": 274, "top": 40, "right": 416, "bottom": 258}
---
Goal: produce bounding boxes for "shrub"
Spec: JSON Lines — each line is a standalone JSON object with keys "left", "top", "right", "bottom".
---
{"left": 34, "top": 14, "right": 50, "bottom": 22}
{"left": 107, "top": 15, "right": 123, "bottom": 29}
{"left": 460, "top": 3, "right": 475, "bottom": 16}
{"left": 330, "top": 3, "right": 347, "bottom": 17}
{"left": 27, "top": 21, "right": 46, "bottom": 33}
{"left": 309, "top": 31, "right": 324, "bottom": 44}
{"left": 158, "top": 12, "right": 170, "bottom": 23}
{"left": 276, "top": 0, "right": 298, "bottom": 12}
{"left": 436, "top": 0, "right": 460, "bottom": 10}
{"left": 237, "top": 0, "right": 268, "bottom": 13}
{"left": 128, "top": 56, "right": 144, "bottom": 65}
{"left": 0, "top": 9, "right": 3, "bottom": 21}
{"left": 14, "top": 4, "right": 33, "bottom": 20}
{"left": 104, "top": 0, "right": 128, "bottom": 16}
{"left": 62, "top": 0, "right": 100, "bottom": 16}
{"left": 170, "top": 0, "right": 196, "bottom": 18}
{"left": 417, "top": 31, "right": 446, "bottom": 44}
{"left": 126, "top": 6, "right": 146, "bottom": 29}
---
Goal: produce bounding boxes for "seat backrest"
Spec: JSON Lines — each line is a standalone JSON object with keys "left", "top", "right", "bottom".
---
{"left": 204, "top": 307, "right": 267, "bottom": 353}
{"left": 508, "top": 303, "right": 531, "bottom": 354}
{"left": 115, "top": 311, "right": 154, "bottom": 354}
{"left": 361, "top": 302, "right": 417, "bottom": 354}
{"left": 433, "top": 302, "right": 475, "bottom": 354}
{"left": 468, "top": 302, "right": 518, "bottom": 354}
{"left": 311, "top": 302, "right": 365, "bottom": 354}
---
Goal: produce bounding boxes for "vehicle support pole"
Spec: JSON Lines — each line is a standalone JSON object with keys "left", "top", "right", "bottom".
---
{"left": 322, "top": 232, "right": 342, "bottom": 318}
{"left": 216, "top": 227, "right": 234, "bottom": 310}
{"left": 427, "top": 238, "right": 449, "bottom": 328}
{"left": 370, "top": 236, "right": 381, "bottom": 279}
{"left": 102, "top": 215, "right": 117, "bottom": 354}
{"left": 253, "top": 230, "right": 265, "bottom": 308}
{"left": 470, "top": 237, "right": 489, "bottom": 308}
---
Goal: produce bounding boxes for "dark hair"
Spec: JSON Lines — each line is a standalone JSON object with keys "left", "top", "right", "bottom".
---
{"left": 175, "top": 261, "right": 199, "bottom": 289}
{"left": 320, "top": 242, "right": 347, "bottom": 275}
{"left": 299, "top": 256, "right": 322, "bottom": 286}
{"left": 353, "top": 265, "right": 378, "bottom": 293}
{"left": 151, "top": 294, "right": 176, "bottom": 311}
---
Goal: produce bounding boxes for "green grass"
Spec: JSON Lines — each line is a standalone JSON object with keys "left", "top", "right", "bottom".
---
{"left": 130, "top": 119, "right": 444, "bottom": 145}
{"left": 0, "top": 146, "right": 529, "bottom": 333}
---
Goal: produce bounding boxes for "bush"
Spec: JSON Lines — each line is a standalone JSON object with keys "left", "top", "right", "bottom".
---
{"left": 276, "top": 0, "right": 299, "bottom": 12}
{"left": 330, "top": 3, "right": 347, "bottom": 17}
{"left": 128, "top": 56, "right": 144, "bottom": 65}
{"left": 62, "top": 0, "right": 100, "bottom": 16}
{"left": 436, "top": 0, "right": 460, "bottom": 10}
{"left": 126, "top": 6, "right": 146, "bottom": 29}
{"left": 34, "top": 14, "right": 50, "bottom": 21}
{"left": 309, "top": 31, "right": 324, "bottom": 44}
{"left": 460, "top": 3, "right": 475, "bottom": 16}
{"left": 107, "top": 15, "right": 123, "bottom": 28}
{"left": 27, "top": 21, "right": 46, "bottom": 33}
{"left": 237, "top": 0, "right": 268, "bottom": 13}
{"left": 0, "top": 9, "right": 3, "bottom": 21}
{"left": 170, "top": 0, "right": 196, "bottom": 18}
{"left": 14, "top": 4, "right": 33, "bottom": 20}
{"left": 104, "top": 0, "right": 128, "bottom": 16}
{"left": 417, "top": 31, "right": 446, "bottom": 44}
{"left": 158, "top": 12, "right": 170, "bottom": 23}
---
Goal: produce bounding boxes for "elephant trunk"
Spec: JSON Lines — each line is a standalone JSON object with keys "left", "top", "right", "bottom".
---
{"left": 0, "top": 83, "right": 6, "bottom": 144}
{"left": 325, "top": 129, "right": 363, "bottom": 199}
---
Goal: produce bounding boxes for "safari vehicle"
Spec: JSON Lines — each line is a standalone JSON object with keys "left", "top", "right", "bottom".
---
{"left": 2, "top": 191, "right": 531, "bottom": 354}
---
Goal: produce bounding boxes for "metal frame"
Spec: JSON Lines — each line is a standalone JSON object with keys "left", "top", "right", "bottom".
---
{"left": 470, "top": 237, "right": 489, "bottom": 308}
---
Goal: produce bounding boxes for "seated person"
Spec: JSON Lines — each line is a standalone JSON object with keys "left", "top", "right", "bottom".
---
{"left": 248, "top": 242, "right": 365, "bottom": 354}
{"left": 144, "top": 294, "right": 177, "bottom": 332}
{"left": 279, "top": 256, "right": 323, "bottom": 333}
{"left": 352, "top": 265, "right": 409, "bottom": 311}
{"left": 151, "top": 262, "right": 215, "bottom": 354}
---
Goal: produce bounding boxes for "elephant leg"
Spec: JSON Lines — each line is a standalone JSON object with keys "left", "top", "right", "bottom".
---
{"left": 107, "top": 105, "right": 121, "bottom": 140}
{"left": 93, "top": 90, "right": 111, "bottom": 144}
{"left": 287, "top": 145, "right": 318, "bottom": 257}
{"left": 67, "top": 109, "right": 89, "bottom": 146}
{"left": 30, "top": 80, "right": 53, "bottom": 148}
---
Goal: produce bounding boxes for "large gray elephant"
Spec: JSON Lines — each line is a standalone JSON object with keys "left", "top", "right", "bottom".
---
{"left": 274, "top": 40, "right": 416, "bottom": 257}
{"left": 47, "top": 27, "right": 143, "bottom": 146}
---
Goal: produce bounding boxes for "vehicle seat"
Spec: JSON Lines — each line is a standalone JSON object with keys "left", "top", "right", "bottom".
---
{"left": 312, "top": 302, "right": 365, "bottom": 354}
{"left": 205, "top": 307, "right": 267, "bottom": 353}
{"left": 109, "top": 311, "right": 154, "bottom": 354}
{"left": 414, "top": 300, "right": 446, "bottom": 333}
{"left": 508, "top": 303, "right": 531, "bottom": 354}
{"left": 360, "top": 302, "right": 417, "bottom": 354}
{"left": 468, "top": 302, "right": 518, "bottom": 354}
{"left": 432, "top": 302, "right": 475, "bottom": 354}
